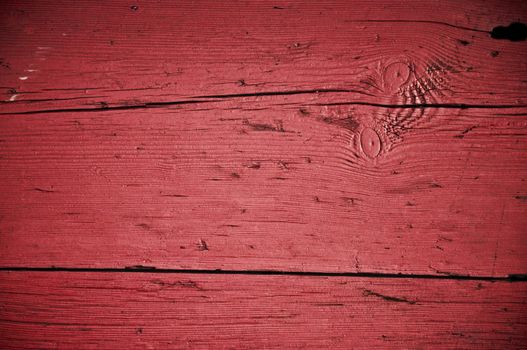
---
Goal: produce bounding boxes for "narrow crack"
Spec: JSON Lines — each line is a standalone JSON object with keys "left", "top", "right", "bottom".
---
{"left": 2, "top": 93, "right": 525, "bottom": 116}
{"left": 363, "top": 289, "right": 416, "bottom": 304}
{"left": 0, "top": 99, "right": 215, "bottom": 115}
{"left": 345, "top": 19, "right": 489, "bottom": 34}
{"left": 316, "top": 102, "right": 527, "bottom": 109}
{"left": 193, "top": 88, "right": 375, "bottom": 99}
{"left": 0, "top": 266, "right": 525, "bottom": 282}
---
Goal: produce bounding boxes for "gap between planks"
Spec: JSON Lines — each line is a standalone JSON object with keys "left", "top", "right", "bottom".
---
{"left": 3, "top": 90, "right": 527, "bottom": 116}
{"left": 1, "top": 267, "right": 526, "bottom": 282}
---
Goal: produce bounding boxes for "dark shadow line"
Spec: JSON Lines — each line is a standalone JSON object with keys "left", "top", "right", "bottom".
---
{"left": 315, "top": 102, "right": 527, "bottom": 109}
{"left": 0, "top": 266, "right": 525, "bottom": 282}
{"left": 0, "top": 99, "right": 215, "bottom": 115}
{"left": 2, "top": 101, "right": 525, "bottom": 116}
{"left": 2, "top": 89, "right": 526, "bottom": 115}
{"left": 193, "top": 88, "right": 375, "bottom": 99}
{"left": 345, "top": 19, "right": 489, "bottom": 34}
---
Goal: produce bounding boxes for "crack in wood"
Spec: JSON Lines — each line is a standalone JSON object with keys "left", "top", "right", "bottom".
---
{"left": 345, "top": 19, "right": 490, "bottom": 34}
{"left": 0, "top": 267, "right": 525, "bottom": 282}
{"left": 363, "top": 289, "right": 416, "bottom": 304}
{"left": 2, "top": 93, "right": 525, "bottom": 116}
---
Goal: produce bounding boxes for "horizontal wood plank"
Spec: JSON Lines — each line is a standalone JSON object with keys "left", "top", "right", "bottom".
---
{"left": 1, "top": 102, "right": 526, "bottom": 276}
{"left": 1, "top": 0, "right": 526, "bottom": 114}
{"left": 1, "top": 2, "right": 526, "bottom": 348}
{"left": 0, "top": 271, "right": 525, "bottom": 349}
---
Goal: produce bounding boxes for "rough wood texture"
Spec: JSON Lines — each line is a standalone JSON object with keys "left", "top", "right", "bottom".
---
{"left": 1, "top": 0, "right": 527, "bottom": 114}
{"left": 1, "top": 1, "right": 526, "bottom": 348}
{"left": 0, "top": 272, "right": 526, "bottom": 349}
{"left": 1, "top": 103, "right": 526, "bottom": 276}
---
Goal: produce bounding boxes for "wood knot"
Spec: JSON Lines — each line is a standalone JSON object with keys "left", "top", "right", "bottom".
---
{"left": 360, "top": 127, "right": 382, "bottom": 158}
{"left": 382, "top": 61, "right": 411, "bottom": 93}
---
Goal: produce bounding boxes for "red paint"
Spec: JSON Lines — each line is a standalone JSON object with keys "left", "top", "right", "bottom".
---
{"left": 1, "top": 272, "right": 526, "bottom": 349}
{"left": 1, "top": 1, "right": 527, "bottom": 113}
{"left": 360, "top": 127, "right": 382, "bottom": 158}
{"left": 0, "top": 104, "right": 525, "bottom": 276}
{"left": 0, "top": 0, "right": 526, "bottom": 348}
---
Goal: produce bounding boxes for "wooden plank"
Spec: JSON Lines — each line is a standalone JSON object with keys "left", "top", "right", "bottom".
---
{"left": 0, "top": 271, "right": 525, "bottom": 349}
{"left": 1, "top": 0, "right": 527, "bottom": 114}
{"left": 1, "top": 102, "right": 526, "bottom": 276}
{"left": 0, "top": 2, "right": 526, "bottom": 348}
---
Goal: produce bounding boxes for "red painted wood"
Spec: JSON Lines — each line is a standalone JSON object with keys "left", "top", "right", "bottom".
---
{"left": 1, "top": 271, "right": 526, "bottom": 349}
{"left": 1, "top": 0, "right": 526, "bottom": 114}
{"left": 0, "top": 103, "right": 526, "bottom": 276}
{"left": 1, "top": 1, "right": 526, "bottom": 348}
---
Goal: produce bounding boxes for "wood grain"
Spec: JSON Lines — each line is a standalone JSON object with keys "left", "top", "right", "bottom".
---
{"left": 1, "top": 2, "right": 526, "bottom": 348}
{"left": 1, "top": 0, "right": 526, "bottom": 114}
{"left": 1, "top": 102, "right": 526, "bottom": 276}
{"left": 0, "top": 271, "right": 525, "bottom": 349}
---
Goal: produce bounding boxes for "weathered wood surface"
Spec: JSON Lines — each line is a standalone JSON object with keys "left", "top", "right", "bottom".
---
{"left": 1, "top": 1, "right": 527, "bottom": 348}
{"left": 0, "top": 271, "right": 526, "bottom": 349}
{"left": 1, "top": 0, "right": 527, "bottom": 115}
{"left": 1, "top": 103, "right": 526, "bottom": 276}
